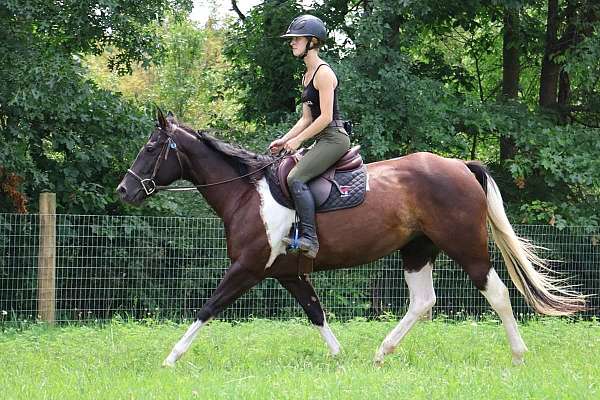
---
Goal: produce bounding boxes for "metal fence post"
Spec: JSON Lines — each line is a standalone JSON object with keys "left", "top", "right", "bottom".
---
{"left": 37, "top": 192, "right": 56, "bottom": 324}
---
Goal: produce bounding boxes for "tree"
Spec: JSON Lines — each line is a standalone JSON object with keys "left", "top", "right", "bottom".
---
{"left": 222, "top": 1, "right": 305, "bottom": 124}
{"left": 0, "top": 0, "right": 192, "bottom": 214}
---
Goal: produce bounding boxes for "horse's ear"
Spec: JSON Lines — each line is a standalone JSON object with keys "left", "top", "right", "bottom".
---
{"left": 157, "top": 107, "right": 167, "bottom": 129}
{"left": 166, "top": 111, "right": 177, "bottom": 124}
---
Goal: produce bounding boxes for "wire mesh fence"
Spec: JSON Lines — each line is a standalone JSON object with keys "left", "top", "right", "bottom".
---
{"left": 1, "top": 213, "right": 598, "bottom": 323}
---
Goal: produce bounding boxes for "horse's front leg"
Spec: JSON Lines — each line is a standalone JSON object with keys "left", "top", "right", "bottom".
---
{"left": 278, "top": 274, "right": 341, "bottom": 356}
{"left": 163, "top": 261, "right": 262, "bottom": 367}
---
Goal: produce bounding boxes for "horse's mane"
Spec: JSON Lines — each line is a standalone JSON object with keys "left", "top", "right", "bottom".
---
{"left": 176, "top": 123, "right": 275, "bottom": 180}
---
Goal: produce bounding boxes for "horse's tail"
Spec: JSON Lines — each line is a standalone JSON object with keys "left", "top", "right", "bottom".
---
{"left": 465, "top": 161, "right": 587, "bottom": 316}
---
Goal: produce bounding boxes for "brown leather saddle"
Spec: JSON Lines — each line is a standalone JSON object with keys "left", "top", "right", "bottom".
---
{"left": 272, "top": 145, "right": 365, "bottom": 209}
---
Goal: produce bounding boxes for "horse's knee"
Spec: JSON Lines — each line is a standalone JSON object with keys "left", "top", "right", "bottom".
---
{"left": 306, "top": 308, "right": 325, "bottom": 326}
{"left": 196, "top": 306, "right": 213, "bottom": 322}
{"left": 482, "top": 269, "right": 512, "bottom": 311}
{"left": 466, "top": 266, "right": 491, "bottom": 291}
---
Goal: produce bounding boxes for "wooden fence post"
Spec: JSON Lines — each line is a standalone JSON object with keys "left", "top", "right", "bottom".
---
{"left": 37, "top": 192, "right": 56, "bottom": 324}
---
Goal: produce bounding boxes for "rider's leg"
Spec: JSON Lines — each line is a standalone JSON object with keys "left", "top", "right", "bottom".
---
{"left": 285, "top": 127, "right": 350, "bottom": 258}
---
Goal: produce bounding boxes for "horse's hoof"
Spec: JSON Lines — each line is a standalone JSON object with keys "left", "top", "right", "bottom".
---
{"left": 373, "top": 352, "right": 385, "bottom": 367}
{"left": 162, "top": 357, "right": 177, "bottom": 368}
{"left": 511, "top": 346, "right": 527, "bottom": 366}
{"left": 512, "top": 356, "right": 525, "bottom": 366}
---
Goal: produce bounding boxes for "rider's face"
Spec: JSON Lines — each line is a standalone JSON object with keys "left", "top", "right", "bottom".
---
{"left": 290, "top": 36, "right": 309, "bottom": 57}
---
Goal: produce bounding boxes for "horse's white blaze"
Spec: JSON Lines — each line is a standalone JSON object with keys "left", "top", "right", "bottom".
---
{"left": 317, "top": 319, "right": 341, "bottom": 356}
{"left": 255, "top": 177, "right": 295, "bottom": 269}
{"left": 163, "top": 319, "right": 207, "bottom": 367}
{"left": 481, "top": 268, "right": 528, "bottom": 364}
{"left": 375, "top": 263, "right": 436, "bottom": 364}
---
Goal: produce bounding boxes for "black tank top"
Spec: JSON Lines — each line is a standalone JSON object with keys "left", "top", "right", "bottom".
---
{"left": 301, "top": 64, "right": 341, "bottom": 121}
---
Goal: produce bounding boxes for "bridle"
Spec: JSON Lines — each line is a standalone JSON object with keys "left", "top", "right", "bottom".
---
{"left": 126, "top": 126, "right": 288, "bottom": 195}
{"left": 126, "top": 132, "right": 185, "bottom": 195}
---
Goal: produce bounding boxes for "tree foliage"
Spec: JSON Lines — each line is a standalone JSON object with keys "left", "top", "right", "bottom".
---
{"left": 0, "top": 0, "right": 192, "bottom": 214}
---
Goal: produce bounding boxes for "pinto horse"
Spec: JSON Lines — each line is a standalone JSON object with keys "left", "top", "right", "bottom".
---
{"left": 116, "top": 111, "right": 585, "bottom": 367}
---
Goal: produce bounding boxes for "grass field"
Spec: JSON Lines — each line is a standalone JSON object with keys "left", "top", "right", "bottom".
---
{"left": 1, "top": 317, "right": 599, "bottom": 399}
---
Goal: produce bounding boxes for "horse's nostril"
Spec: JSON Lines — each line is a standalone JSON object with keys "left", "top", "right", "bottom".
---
{"left": 116, "top": 185, "right": 127, "bottom": 195}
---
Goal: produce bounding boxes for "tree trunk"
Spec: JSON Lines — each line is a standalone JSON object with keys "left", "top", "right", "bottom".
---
{"left": 539, "top": 0, "right": 561, "bottom": 109}
{"left": 557, "top": 1, "right": 578, "bottom": 122}
{"left": 500, "top": 7, "right": 520, "bottom": 161}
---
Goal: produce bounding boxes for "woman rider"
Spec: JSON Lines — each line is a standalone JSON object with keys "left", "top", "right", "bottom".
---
{"left": 269, "top": 15, "right": 351, "bottom": 259}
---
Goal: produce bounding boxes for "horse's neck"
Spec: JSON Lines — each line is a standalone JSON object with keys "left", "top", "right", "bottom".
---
{"left": 180, "top": 135, "right": 254, "bottom": 222}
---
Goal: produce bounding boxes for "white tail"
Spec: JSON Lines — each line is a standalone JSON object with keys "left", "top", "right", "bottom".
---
{"left": 468, "top": 162, "right": 587, "bottom": 316}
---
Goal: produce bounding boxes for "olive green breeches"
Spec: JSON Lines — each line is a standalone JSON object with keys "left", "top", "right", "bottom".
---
{"left": 287, "top": 126, "right": 351, "bottom": 186}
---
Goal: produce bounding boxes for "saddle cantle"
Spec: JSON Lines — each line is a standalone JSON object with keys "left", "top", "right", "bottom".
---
{"left": 266, "top": 145, "right": 368, "bottom": 213}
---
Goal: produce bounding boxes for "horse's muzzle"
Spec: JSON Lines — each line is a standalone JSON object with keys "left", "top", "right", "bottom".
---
{"left": 116, "top": 182, "right": 145, "bottom": 205}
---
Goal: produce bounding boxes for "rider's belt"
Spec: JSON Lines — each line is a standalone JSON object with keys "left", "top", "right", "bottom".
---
{"left": 328, "top": 120, "right": 349, "bottom": 136}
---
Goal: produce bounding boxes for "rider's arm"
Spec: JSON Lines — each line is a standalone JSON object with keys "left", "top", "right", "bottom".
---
{"left": 280, "top": 103, "right": 313, "bottom": 142}
{"left": 293, "top": 67, "right": 337, "bottom": 143}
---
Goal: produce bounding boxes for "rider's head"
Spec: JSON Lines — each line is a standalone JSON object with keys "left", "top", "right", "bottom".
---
{"left": 280, "top": 14, "right": 327, "bottom": 58}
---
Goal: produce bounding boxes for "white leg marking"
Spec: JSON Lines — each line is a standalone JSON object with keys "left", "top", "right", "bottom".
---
{"left": 481, "top": 268, "right": 528, "bottom": 365}
{"left": 255, "top": 178, "right": 296, "bottom": 268}
{"left": 163, "top": 319, "right": 207, "bottom": 367}
{"left": 374, "top": 263, "right": 436, "bottom": 365}
{"left": 317, "top": 319, "right": 341, "bottom": 356}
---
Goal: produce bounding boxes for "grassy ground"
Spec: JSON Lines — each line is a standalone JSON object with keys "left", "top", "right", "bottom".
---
{"left": 1, "top": 318, "right": 599, "bottom": 399}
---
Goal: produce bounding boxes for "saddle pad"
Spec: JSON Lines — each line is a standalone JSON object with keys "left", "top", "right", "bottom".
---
{"left": 265, "top": 165, "right": 367, "bottom": 213}
{"left": 318, "top": 166, "right": 367, "bottom": 212}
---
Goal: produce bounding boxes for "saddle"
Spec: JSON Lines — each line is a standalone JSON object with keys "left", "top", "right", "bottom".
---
{"left": 266, "top": 145, "right": 368, "bottom": 213}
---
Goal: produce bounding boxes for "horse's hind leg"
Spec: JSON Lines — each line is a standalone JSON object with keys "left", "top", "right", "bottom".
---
{"left": 278, "top": 274, "right": 341, "bottom": 355}
{"left": 479, "top": 268, "right": 528, "bottom": 364}
{"left": 374, "top": 237, "right": 438, "bottom": 365}
{"left": 434, "top": 224, "right": 528, "bottom": 365}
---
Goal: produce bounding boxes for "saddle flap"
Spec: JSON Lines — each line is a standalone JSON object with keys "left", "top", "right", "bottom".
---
{"left": 308, "top": 177, "right": 332, "bottom": 207}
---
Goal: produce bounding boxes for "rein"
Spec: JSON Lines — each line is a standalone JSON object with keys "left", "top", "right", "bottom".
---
{"left": 126, "top": 130, "right": 288, "bottom": 194}
{"left": 157, "top": 157, "right": 283, "bottom": 191}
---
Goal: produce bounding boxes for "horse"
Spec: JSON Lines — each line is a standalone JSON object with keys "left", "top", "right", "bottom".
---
{"left": 116, "top": 110, "right": 586, "bottom": 367}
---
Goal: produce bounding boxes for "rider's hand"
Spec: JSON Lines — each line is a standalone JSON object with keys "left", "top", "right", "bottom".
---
{"left": 284, "top": 137, "right": 302, "bottom": 152}
{"left": 269, "top": 138, "right": 286, "bottom": 154}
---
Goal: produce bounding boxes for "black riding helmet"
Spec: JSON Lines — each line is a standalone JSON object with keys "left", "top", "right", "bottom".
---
{"left": 281, "top": 15, "right": 327, "bottom": 58}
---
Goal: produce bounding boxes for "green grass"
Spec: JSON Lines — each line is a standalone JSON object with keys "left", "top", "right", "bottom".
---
{"left": 1, "top": 318, "right": 599, "bottom": 399}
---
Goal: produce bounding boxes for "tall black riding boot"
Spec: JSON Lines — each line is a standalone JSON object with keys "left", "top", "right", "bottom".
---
{"left": 284, "top": 180, "right": 319, "bottom": 258}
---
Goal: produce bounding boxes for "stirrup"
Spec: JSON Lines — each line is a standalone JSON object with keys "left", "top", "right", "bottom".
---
{"left": 283, "top": 222, "right": 301, "bottom": 252}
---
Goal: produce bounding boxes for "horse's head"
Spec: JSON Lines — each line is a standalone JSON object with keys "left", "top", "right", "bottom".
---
{"left": 116, "top": 109, "right": 183, "bottom": 205}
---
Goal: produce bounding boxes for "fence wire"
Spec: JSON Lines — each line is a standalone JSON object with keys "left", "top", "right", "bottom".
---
{"left": 0, "top": 213, "right": 598, "bottom": 323}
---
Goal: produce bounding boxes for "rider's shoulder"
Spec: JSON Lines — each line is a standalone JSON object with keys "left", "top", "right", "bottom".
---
{"left": 314, "top": 64, "right": 337, "bottom": 87}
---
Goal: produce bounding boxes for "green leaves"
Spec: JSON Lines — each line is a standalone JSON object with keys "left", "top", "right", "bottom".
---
{"left": 222, "top": 1, "right": 303, "bottom": 124}
{"left": 0, "top": 0, "right": 189, "bottom": 214}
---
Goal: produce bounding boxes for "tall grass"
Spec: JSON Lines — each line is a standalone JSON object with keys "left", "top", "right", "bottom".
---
{"left": 1, "top": 318, "right": 599, "bottom": 399}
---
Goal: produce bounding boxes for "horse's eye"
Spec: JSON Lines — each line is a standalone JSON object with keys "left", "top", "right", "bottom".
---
{"left": 145, "top": 143, "right": 157, "bottom": 153}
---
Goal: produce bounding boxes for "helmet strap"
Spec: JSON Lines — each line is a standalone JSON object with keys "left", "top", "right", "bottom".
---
{"left": 299, "top": 38, "right": 317, "bottom": 59}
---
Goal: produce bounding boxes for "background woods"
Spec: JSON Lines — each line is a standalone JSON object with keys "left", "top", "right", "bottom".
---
{"left": 0, "top": 0, "right": 598, "bottom": 226}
